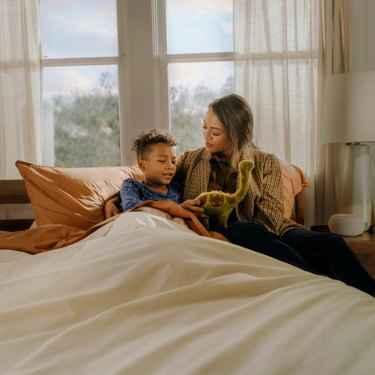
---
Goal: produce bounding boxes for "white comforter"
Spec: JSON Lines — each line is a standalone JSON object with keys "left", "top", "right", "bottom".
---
{"left": 1, "top": 210, "right": 375, "bottom": 375}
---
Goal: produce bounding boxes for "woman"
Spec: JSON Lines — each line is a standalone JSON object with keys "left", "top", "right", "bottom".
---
{"left": 173, "top": 93, "right": 375, "bottom": 297}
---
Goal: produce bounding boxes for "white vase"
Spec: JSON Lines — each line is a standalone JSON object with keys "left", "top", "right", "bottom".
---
{"left": 328, "top": 214, "right": 365, "bottom": 237}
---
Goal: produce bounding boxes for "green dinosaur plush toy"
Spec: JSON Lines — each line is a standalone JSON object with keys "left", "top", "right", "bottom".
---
{"left": 195, "top": 160, "right": 254, "bottom": 228}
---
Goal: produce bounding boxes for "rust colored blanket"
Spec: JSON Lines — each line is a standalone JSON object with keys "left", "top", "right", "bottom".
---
{"left": 0, "top": 201, "right": 219, "bottom": 254}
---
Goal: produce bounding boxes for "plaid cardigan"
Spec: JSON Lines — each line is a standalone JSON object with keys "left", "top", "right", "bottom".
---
{"left": 175, "top": 147, "right": 303, "bottom": 236}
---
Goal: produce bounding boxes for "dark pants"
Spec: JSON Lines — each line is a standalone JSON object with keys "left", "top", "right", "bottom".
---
{"left": 221, "top": 221, "right": 375, "bottom": 297}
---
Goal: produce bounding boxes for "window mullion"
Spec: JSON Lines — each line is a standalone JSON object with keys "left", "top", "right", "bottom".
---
{"left": 41, "top": 57, "right": 119, "bottom": 67}
{"left": 117, "top": 0, "right": 127, "bottom": 165}
{"left": 153, "top": 0, "right": 168, "bottom": 132}
{"left": 167, "top": 52, "right": 234, "bottom": 64}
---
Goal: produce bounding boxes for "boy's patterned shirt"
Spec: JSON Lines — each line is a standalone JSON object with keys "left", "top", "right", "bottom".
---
{"left": 120, "top": 178, "right": 183, "bottom": 212}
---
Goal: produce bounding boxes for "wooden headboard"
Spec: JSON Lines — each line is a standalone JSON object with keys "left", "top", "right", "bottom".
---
{"left": 0, "top": 180, "right": 34, "bottom": 231}
{"left": 292, "top": 190, "right": 305, "bottom": 225}
{"left": 0, "top": 178, "right": 306, "bottom": 232}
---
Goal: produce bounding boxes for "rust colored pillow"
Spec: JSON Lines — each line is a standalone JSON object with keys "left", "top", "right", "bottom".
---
{"left": 279, "top": 160, "right": 310, "bottom": 219}
{"left": 16, "top": 160, "right": 143, "bottom": 230}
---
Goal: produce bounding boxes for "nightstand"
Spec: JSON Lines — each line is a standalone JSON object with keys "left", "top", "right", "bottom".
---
{"left": 311, "top": 225, "right": 375, "bottom": 279}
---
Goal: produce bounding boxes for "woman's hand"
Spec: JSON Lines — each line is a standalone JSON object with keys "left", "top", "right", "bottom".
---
{"left": 180, "top": 199, "right": 207, "bottom": 218}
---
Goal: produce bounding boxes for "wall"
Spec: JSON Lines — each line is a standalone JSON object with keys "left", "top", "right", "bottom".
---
{"left": 349, "top": 0, "right": 375, "bottom": 71}
{"left": 349, "top": 0, "right": 375, "bottom": 224}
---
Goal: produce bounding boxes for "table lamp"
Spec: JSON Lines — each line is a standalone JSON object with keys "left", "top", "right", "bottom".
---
{"left": 321, "top": 71, "right": 375, "bottom": 231}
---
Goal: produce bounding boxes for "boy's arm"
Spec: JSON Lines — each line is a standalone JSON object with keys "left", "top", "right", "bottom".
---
{"left": 103, "top": 178, "right": 148, "bottom": 219}
{"left": 120, "top": 178, "right": 145, "bottom": 212}
{"left": 104, "top": 196, "right": 121, "bottom": 219}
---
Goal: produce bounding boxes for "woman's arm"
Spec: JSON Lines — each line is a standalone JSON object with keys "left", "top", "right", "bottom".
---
{"left": 252, "top": 153, "right": 287, "bottom": 235}
{"left": 175, "top": 149, "right": 208, "bottom": 218}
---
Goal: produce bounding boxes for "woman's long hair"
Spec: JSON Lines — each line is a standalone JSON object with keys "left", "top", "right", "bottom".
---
{"left": 208, "top": 93, "right": 254, "bottom": 167}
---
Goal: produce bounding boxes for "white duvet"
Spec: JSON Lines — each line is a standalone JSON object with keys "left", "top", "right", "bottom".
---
{"left": 1, "top": 209, "right": 375, "bottom": 375}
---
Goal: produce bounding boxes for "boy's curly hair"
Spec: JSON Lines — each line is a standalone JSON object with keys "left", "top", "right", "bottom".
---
{"left": 132, "top": 129, "right": 178, "bottom": 159}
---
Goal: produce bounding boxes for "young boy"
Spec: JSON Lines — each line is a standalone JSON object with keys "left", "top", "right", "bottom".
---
{"left": 120, "top": 129, "right": 185, "bottom": 212}
{"left": 104, "top": 129, "right": 228, "bottom": 242}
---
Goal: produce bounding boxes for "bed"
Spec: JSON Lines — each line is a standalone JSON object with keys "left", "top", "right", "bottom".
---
{"left": 1, "top": 161, "right": 375, "bottom": 374}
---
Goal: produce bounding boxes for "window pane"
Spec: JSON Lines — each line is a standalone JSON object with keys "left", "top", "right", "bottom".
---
{"left": 168, "top": 62, "right": 234, "bottom": 153}
{"left": 166, "top": 0, "right": 233, "bottom": 54}
{"left": 40, "top": 0, "right": 118, "bottom": 58}
{"left": 43, "top": 66, "right": 120, "bottom": 167}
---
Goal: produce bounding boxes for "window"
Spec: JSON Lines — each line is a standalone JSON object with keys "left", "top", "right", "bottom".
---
{"left": 163, "top": 0, "right": 234, "bottom": 154}
{"left": 39, "top": 0, "right": 235, "bottom": 165}
{"left": 40, "top": 0, "right": 121, "bottom": 167}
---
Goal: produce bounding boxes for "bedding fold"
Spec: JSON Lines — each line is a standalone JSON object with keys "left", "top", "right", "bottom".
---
{"left": 0, "top": 200, "right": 214, "bottom": 253}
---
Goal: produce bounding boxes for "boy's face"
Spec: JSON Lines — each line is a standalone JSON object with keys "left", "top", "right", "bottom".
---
{"left": 138, "top": 142, "right": 177, "bottom": 188}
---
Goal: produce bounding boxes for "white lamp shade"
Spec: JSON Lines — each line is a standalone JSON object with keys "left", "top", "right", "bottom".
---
{"left": 321, "top": 71, "right": 375, "bottom": 144}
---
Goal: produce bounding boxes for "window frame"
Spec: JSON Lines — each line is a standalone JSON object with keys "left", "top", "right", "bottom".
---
{"left": 154, "top": 0, "right": 235, "bottom": 147}
{"left": 40, "top": 0, "right": 125, "bottom": 165}
{"left": 40, "top": 0, "right": 236, "bottom": 165}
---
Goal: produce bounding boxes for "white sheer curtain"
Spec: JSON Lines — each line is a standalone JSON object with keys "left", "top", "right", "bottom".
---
{"left": 0, "top": 0, "right": 42, "bottom": 179}
{"left": 233, "top": 0, "right": 349, "bottom": 226}
{"left": 234, "top": 0, "right": 319, "bottom": 176}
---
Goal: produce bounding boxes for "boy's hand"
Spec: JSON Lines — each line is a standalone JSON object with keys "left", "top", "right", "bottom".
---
{"left": 180, "top": 199, "right": 207, "bottom": 218}
{"left": 104, "top": 197, "right": 121, "bottom": 219}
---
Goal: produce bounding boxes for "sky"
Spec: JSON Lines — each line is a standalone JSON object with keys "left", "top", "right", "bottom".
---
{"left": 40, "top": 0, "right": 233, "bottom": 97}
{"left": 166, "top": 0, "right": 233, "bottom": 54}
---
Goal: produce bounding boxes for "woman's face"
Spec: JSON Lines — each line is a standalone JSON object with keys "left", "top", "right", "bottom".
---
{"left": 203, "top": 108, "right": 233, "bottom": 158}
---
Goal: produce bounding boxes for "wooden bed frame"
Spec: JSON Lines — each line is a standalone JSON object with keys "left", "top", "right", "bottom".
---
{"left": 0, "top": 179, "right": 305, "bottom": 232}
{"left": 0, "top": 180, "right": 34, "bottom": 231}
